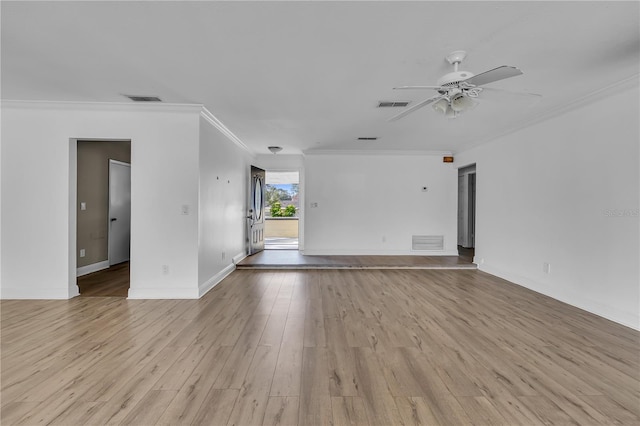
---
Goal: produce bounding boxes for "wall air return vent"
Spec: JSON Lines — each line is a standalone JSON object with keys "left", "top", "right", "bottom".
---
{"left": 378, "top": 101, "right": 410, "bottom": 108}
{"left": 412, "top": 235, "right": 444, "bottom": 251}
{"left": 125, "top": 95, "right": 162, "bottom": 102}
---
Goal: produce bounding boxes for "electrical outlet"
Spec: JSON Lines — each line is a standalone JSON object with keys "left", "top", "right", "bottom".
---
{"left": 222, "top": 251, "right": 226, "bottom": 260}
{"left": 543, "top": 262, "right": 551, "bottom": 274}
{"left": 79, "top": 249, "right": 85, "bottom": 258}
{"left": 162, "top": 264, "right": 170, "bottom": 275}
{"left": 310, "top": 202, "right": 319, "bottom": 208}
{"left": 382, "top": 236, "right": 387, "bottom": 243}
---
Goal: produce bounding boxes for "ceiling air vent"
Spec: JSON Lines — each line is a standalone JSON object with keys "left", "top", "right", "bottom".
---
{"left": 412, "top": 235, "right": 444, "bottom": 251}
{"left": 125, "top": 95, "right": 162, "bottom": 102}
{"left": 357, "top": 137, "right": 378, "bottom": 141}
{"left": 378, "top": 101, "right": 410, "bottom": 108}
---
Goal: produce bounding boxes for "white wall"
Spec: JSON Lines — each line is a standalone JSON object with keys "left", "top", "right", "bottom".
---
{"left": 455, "top": 85, "right": 640, "bottom": 329}
{"left": 1, "top": 102, "right": 202, "bottom": 299}
{"left": 197, "top": 115, "right": 252, "bottom": 295}
{"left": 304, "top": 154, "right": 457, "bottom": 255}
{"left": 254, "top": 153, "right": 305, "bottom": 171}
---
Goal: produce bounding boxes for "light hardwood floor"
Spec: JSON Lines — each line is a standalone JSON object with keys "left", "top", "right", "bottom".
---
{"left": 1, "top": 269, "right": 638, "bottom": 425}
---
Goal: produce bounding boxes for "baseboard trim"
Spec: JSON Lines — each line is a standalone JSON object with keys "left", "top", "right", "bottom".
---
{"left": 1, "top": 287, "right": 73, "bottom": 299}
{"left": 127, "top": 287, "right": 200, "bottom": 299}
{"left": 199, "top": 263, "right": 236, "bottom": 297}
{"left": 77, "top": 260, "right": 110, "bottom": 277}
{"left": 479, "top": 263, "right": 640, "bottom": 331}
{"left": 233, "top": 251, "right": 248, "bottom": 265}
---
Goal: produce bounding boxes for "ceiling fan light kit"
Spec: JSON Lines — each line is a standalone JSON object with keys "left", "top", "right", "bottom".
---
{"left": 450, "top": 90, "right": 477, "bottom": 112}
{"left": 389, "top": 50, "right": 533, "bottom": 121}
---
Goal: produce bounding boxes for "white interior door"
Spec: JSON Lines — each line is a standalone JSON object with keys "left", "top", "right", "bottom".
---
{"left": 108, "top": 160, "right": 131, "bottom": 265}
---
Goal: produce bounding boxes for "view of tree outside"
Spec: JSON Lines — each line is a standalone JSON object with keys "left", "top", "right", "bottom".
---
{"left": 265, "top": 172, "right": 299, "bottom": 218}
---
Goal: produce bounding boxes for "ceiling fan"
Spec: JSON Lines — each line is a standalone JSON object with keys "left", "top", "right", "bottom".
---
{"left": 389, "top": 50, "right": 540, "bottom": 121}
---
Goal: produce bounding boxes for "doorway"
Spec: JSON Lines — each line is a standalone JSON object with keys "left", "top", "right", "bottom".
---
{"left": 76, "top": 140, "right": 131, "bottom": 297}
{"left": 458, "top": 164, "right": 476, "bottom": 261}
{"left": 264, "top": 171, "right": 300, "bottom": 250}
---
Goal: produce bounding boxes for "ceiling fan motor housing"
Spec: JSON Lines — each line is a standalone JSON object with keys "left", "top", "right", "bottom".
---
{"left": 437, "top": 70, "right": 475, "bottom": 87}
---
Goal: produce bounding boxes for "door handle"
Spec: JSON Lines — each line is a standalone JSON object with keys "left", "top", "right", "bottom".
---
{"left": 110, "top": 218, "right": 117, "bottom": 222}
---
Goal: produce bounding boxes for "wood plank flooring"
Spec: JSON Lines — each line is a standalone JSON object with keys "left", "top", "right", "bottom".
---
{"left": 77, "top": 262, "right": 129, "bottom": 297}
{"left": 2, "top": 269, "right": 639, "bottom": 425}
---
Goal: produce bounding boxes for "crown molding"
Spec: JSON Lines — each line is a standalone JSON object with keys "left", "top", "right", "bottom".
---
{"left": 303, "top": 149, "right": 453, "bottom": 157}
{"left": 1, "top": 99, "right": 254, "bottom": 155}
{"left": 0, "top": 99, "right": 204, "bottom": 114}
{"left": 459, "top": 73, "right": 640, "bottom": 154}
{"left": 199, "top": 107, "right": 252, "bottom": 155}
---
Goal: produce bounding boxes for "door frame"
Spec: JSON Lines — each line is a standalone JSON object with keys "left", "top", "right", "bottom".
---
{"left": 457, "top": 163, "right": 476, "bottom": 249}
{"left": 69, "top": 138, "right": 131, "bottom": 298}
{"left": 262, "top": 167, "right": 304, "bottom": 252}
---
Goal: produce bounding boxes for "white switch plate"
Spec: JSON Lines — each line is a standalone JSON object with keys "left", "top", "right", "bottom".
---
{"left": 310, "top": 202, "right": 319, "bottom": 208}
{"left": 80, "top": 249, "right": 85, "bottom": 258}
{"left": 80, "top": 202, "right": 86, "bottom": 210}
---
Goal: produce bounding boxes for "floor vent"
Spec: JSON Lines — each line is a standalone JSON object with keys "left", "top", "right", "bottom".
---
{"left": 412, "top": 235, "right": 444, "bottom": 251}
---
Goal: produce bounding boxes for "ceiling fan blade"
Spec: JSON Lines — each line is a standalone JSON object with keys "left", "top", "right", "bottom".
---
{"left": 479, "top": 87, "right": 542, "bottom": 104}
{"left": 388, "top": 95, "right": 442, "bottom": 122}
{"left": 393, "top": 85, "right": 443, "bottom": 90}
{"left": 463, "top": 65, "right": 523, "bottom": 87}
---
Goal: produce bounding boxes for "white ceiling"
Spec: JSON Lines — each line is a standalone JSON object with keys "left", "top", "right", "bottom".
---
{"left": 2, "top": 1, "right": 638, "bottom": 155}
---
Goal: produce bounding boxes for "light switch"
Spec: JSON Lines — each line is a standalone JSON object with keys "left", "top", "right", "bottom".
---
{"left": 80, "top": 202, "right": 87, "bottom": 210}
